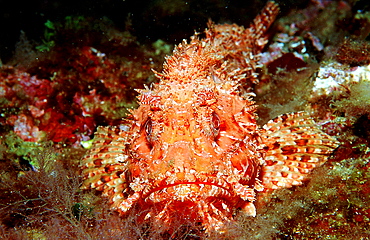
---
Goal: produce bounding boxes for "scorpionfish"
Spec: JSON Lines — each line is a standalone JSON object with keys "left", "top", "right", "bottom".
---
{"left": 81, "top": 1, "right": 339, "bottom": 232}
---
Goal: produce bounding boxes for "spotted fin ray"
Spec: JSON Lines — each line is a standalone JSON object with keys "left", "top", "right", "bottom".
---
{"left": 81, "top": 126, "right": 133, "bottom": 211}
{"left": 261, "top": 112, "right": 339, "bottom": 190}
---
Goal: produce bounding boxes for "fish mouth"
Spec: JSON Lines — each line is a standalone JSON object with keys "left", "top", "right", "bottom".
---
{"left": 142, "top": 175, "right": 235, "bottom": 203}
{"left": 138, "top": 176, "right": 239, "bottom": 225}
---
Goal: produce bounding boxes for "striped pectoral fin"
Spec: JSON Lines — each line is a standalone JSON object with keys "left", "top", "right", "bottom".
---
{"left": 80, "top": 126, "right": 131, "bottom": 200}
{"left": 261, "top": 112, "right": 339, "bottom": 190}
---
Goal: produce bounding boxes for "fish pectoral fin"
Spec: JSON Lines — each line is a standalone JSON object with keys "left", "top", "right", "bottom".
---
{"left": 81, "top": 125, "right": 132, "bottom": 205}
{"left": 260, "top": 112, "right": 339, "bottom": 190}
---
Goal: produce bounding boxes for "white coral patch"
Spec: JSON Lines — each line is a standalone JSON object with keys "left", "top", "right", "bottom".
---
{"left": 312, "top": 62, "right": 370, "bottom": 98}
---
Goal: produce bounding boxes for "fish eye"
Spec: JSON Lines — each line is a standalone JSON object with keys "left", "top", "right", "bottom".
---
{"left": 144, "top": 118, "right": 153, "bottom": 146}
{"left": 211, "top": 112, "right": 220, "bottom": 138}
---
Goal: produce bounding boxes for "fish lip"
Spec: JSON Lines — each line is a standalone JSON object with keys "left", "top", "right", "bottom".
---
{"left": 142, "top": 176, "right": 235, "bottom": 202}
{"left": 149, "top": 181, "right": 229, "bottom": 193}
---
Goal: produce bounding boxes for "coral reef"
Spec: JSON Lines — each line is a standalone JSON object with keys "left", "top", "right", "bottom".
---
{"left": 1, "top": 0, "right": 370, "bottom": 239}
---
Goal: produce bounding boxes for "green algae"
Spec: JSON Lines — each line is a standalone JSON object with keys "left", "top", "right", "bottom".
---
{"left": 152, "top": 39, "right": 173, "bottom": 56}
{"left": 0, "top": 132, "right": 51, "bottom": 170}
{"left": 332, "top": 80, "right": 370, "bottom": 117}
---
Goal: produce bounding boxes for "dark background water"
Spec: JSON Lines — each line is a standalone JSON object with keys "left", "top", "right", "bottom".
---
{"left": 0, "top": 0, "right": 312, "bottom": 63}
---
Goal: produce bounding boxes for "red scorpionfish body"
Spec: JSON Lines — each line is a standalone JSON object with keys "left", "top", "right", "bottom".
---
{"left": 80, "top": 1, "right": 339, "bottom": 233}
